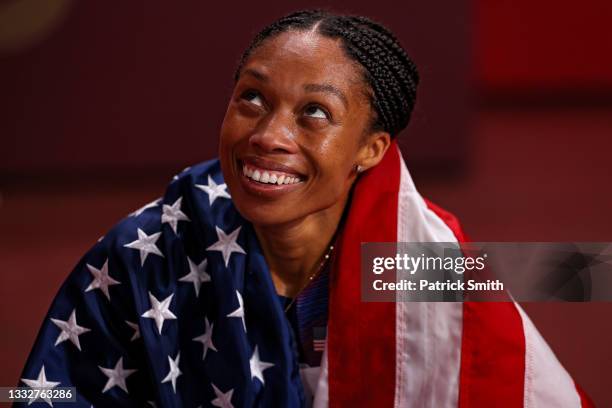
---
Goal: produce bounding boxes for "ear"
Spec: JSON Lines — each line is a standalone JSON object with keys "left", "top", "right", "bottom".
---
{"left": 355, "top": 131, "right": 392, "bottom": 171}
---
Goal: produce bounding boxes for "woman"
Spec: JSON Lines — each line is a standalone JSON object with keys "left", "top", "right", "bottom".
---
{"left": 17, "top": 10, "right": 592, "bottom": 408}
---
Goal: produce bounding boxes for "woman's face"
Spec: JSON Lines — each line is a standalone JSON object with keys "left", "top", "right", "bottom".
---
{"left": 219, "top": 30, "right": 378, "bottom": 227}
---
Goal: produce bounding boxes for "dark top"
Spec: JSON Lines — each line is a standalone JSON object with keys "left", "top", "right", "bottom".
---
{"left": 277, "top": 263, "right": 330, "bottom": 368}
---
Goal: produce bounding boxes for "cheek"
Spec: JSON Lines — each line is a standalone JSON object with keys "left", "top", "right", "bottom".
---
{"left": 219, "top": 110, "right": 251, "bottom": 159}
{"left": 219, "top": 118, "right": 243, "bottom": 179}
{"left": 220, "top": 111, "right": 243, "bottom": 145}
{"left": 311, "top": 149, "right": 355, "bottom": 195}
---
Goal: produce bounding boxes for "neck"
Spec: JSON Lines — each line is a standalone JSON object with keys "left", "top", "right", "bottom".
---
{"left": 254, "top": 195, "right": 348, "bottom": 297}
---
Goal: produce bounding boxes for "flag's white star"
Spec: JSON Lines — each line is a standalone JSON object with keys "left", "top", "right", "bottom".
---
{"left": 147, "top": 401, "right": 157, "bottom": 407}
{"left": 125, "top": 320, "right": 140, "bottom": 341}
{"left": 249, "top": 346, "right": 274, "bottom": 385}
{"left": 85, "top": 259, "right": 120, "bottom": 300}
{"left": 124, "top": 228, "right": 164, "bottom": 266}
{"left": 193, "top": 317, "right": 217, "bottom": 360}
{"left": 50, "top": 309, "right": 91, "bottom": 351}
{"left": 130, "top": 198, "right": 160, "bottom": 217}
{"left": 21, "top": 365, "right": 61, "bottom": 407}
{"left": 195, "top": 175, "right": 230, "bottom": 206}
{"left": 227, "top": 290, "right": 246, "bottom": 332}
{"left": 161, "top": 197, "right": 190, "bottom": 234}
{"left": 211, "top": 383, "right": 234, "bottom": 408}
{"left": 141, "top": 292, "right": 177, "bottom": 334}
{"left": 179, "top": 257, "right": 211, "bottom": 297}
{"left": 98, "top": 357, "right": 137, "bottom": 393}
{"left": 161, "top": 352, "right": 182, "bottom": 393}
{"left": 206, "top": 226, "right": 246, "bottom": 267}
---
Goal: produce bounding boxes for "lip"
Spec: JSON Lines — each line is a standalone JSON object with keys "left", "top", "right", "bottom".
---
{"left": 236, "top": 156, "right": 306, "bottom": 198}
{"left": 239, "top": 156, "right": 305, "bottom": 178}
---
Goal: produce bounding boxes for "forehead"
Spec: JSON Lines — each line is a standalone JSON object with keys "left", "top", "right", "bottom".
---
{"left": 242, "top": 30, "right": 364, "bottom": 91}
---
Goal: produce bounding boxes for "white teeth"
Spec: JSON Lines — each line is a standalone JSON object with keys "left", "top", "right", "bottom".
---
{"left": 242, "top": 164, "right": 303, "bottom": 185}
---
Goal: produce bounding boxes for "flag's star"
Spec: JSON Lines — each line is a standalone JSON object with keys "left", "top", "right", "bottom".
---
{"left": 125, "top": 320, "right": 140, "bottom": 341}
{"left": 85, "top": 259, "right": 120, "bottom": 301}
{"left": 147, "top": 401, "right": 157, "bottom": 408}
{"left": 249, "top": 346, "right": 274, "bottom": 385}
{"left": 211, "top": 383, "right": 234, "bottom": 408}
{"left": 141, "top": 292, "right": 177, "bottom": 334}
{"left": 124, "top": 228, "right": 164, "bottom": 266}
{"left": 161, "top": 197, "right": 190, "bottom": 234}
{"left": 130, "top": 198, "right": 160, "bottom": 217}
{"left": 195, "top": 175, "right": 230, "bottom": 206}
{"left": 50, "top": 309, "right": 91, "bottom": 351}
{"left": 206, "top": 226, "right": 246, "bottom": 267}
{"left": 193, "top": 317, "right": 217, "bottom": 360}
{"left": 161, "top": 352, "right": 182, "bottom": 393}
{"left": 227, "top": 290, "right": 246, "bottom": 332}
{"left": 98, "top": 357, "right": 137, "bottom": 393}
{"left": 21, "top": 365, "right": 61, "bottom": 407}
{"left": 179, "top": 257, "right": 211, "bottom": 297}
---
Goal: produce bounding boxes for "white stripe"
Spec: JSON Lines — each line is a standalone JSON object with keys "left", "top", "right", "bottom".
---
{"left": 312, "top": 345, "right": 329, "bottom": 408}
{"left": 312, "top": 148, "right": 463, "bottom": 408}
{"left": 394, "top": 150, "right": 463, "bottom": 408}
{"left": 516, "top": 305, "right": 582, "bottom": 408}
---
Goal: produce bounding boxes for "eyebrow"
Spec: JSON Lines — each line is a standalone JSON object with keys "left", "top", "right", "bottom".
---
{"left": 242, "top": 68, "right": 269, "bottom": 82}
{"left": 304, "top": 83, "right": 348, "bottom": 108}
{"left": 242, "top": 68, "right": 348, "bottom": 108}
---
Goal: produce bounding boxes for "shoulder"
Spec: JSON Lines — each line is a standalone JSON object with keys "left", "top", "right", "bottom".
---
{"left": 79, "top": 158, "right": 229, "bottom": 288}
{"left": 53, "top": 156, "right": 236, "bottom": 307}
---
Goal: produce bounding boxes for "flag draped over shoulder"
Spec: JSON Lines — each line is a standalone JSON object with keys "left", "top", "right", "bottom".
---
{"left": 17, "top": 160, "right": 306, "bottom": 407}
{"left": 17, "top": 143, "right": 594, "bottom": 407}
{"left": 323, "top": 143, "right": 594, "bottom": 408}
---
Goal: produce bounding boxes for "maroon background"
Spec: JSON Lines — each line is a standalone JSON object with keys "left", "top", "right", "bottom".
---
{"left": 1, "top": 0, "right": 611, "bottom": 405}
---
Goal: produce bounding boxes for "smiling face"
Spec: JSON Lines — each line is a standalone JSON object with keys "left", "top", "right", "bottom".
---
{"left": 219, "top": 29, "right": 386, "bottom": 227}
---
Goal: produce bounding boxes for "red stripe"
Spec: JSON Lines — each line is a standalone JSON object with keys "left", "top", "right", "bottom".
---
{"left": 458, "top": 302, "right": 526, "bottom": 407}
{"left": 575, "top": 381, "right": 596, "bottom": 407}
{"left": 328, "top": 142, "right": 400, "bottom": 407}
{"left": 425, "top": 201, "right": 526, "bottom": 407}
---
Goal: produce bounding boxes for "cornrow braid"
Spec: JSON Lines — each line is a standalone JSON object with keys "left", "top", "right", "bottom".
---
{"left": 234, "top": 10, "right": 420, "bottom": 137}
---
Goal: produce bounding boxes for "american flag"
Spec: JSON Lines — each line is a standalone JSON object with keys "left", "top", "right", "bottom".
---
{"left": 323, "top": 143, "right": 594, "bottom": 407}
{"left": 17, "top": 144, "right": 594, "bottom": 407}
{"left": 17, "top": 160, "right": 308, "bottom": 407}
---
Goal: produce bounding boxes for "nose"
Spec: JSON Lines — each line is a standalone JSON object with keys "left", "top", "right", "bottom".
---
{"left": 249, "top": 112, "right": 298, "bottom": 154}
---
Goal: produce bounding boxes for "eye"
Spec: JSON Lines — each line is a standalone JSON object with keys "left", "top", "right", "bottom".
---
{"left": 304, "top": 104, "right": 329, "bottom": 120}
{"left": 241, "top": 90, "right": 264, "bottom": 107}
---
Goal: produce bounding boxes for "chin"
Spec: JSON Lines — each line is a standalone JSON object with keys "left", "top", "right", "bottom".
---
{"left": 233, "top": 200, "right": 299, "bottom": 227}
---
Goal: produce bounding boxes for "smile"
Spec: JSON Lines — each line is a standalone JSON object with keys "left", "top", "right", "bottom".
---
{"left": 236, "top": 157, "right": 306, "bottom": 197}
{"left": 242, "top": 164, "right": 303, "bottom": 185}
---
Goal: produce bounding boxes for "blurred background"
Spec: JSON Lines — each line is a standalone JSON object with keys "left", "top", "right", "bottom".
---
{"left": 1, "top": 0, "right": 611, "bottom": 405}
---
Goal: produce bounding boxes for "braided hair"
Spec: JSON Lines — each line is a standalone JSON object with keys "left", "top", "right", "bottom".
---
{"left": 234, "top": 10, "right": 419, "bottom": 138}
